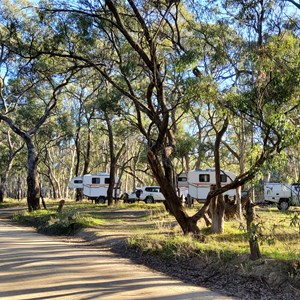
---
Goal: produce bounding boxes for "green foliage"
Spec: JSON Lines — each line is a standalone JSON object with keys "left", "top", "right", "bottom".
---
{"left": 174, "top": 134, "right": 196, "bottom": 158}
{"left": 12, "top": 208, "right": 102, "bottom": 235}
{"left": 289, "top": 213, "right": 300, "bottom": 233}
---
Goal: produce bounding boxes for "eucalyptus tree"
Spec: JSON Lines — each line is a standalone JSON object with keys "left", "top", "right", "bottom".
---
{"left": 210, "top": 0, "right": 300, "bottom": 256}
{"left": 65, "top": 73, "right": 100, "bottom": 201}
{"left": 35, "top": 0, "right": 202, "bottom": 232}
{"left": 0, "top": 126, "right": 24, "bottom": 202}
{"left": 172, "top": 0, "right": 300, "bottom": 238}
{"left": 38, "top": 106, "right": 75, "bottom": 199}
{"left": 0, "top": 72, "right": 75, "bottom": 210}
{"left": 94, "top": 0, "right": 197, "bottom": 225}
{"left": 0, "top": 2, "right": 76, "bottom": 210}
{"left": 29, "top": 0, "right": 299, "bottom": 235}
{"left": 177, "top": 14, "right": 246, "bottom": 231}
{"left": 92, "top": 83, "right": 126, "bottom": 205}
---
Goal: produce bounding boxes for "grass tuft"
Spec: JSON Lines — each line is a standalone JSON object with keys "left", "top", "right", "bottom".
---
{"left": 12, "top": 208, "right": 104, "bottom": 235}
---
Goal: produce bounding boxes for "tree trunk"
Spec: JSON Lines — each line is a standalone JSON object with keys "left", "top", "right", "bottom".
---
{"left": 82, "top": 122, "right": 92, "bottom": 175}
{"left": 210, "top": 118, "right": 228, "bottom": 233}
{"left": 0, "top": 188, "right": 3, "bottom": 203}
{"left": 49, "top": 176, "right": 57, "bottom": 199}
{"left": 236, "top": 186, "right": 243, "bottom": 220}
{"left": 105, "top": 111, "right": 125, "bottom": 206}
{"left": 75, "top": 188, "right": 83, "bottom": 202}
{"left": 26, "top": 138, "right": 40, "bottom": 211}
{"left": 210, "top": 194, "right": 225, "bottom": 233}
{"left": 107, "top": 165, "right": 115, "bottom": 206}
{"left": 245, "top": 199, "right": 261, "bottom": 260}
{"left": 147, "top": 149, "right": 201, "bottom": 235}
{"left": 105, "top": 111, "right": 115, "bottom": 206}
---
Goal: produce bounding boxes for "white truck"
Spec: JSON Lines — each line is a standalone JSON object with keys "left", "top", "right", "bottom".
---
{"left": 264, "top": 182, "right": 300, "bottom": 210}
{"left": 187, "top": 169, "right": 237, "bottom": 202}
{"left": 68, "top": 173, "right": 121, "bottom": 203}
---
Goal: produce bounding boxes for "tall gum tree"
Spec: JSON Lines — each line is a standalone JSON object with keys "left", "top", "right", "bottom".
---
{"left": 0, "top": 6, "right": 76, "bottom": 209}
{"left": 0, "top": 127, "right": 24, "bottom": 202}
{"left": 177, "top": 0, "right": 300, "bottom": 233}
{"left": 31, "top": 0, "right": 300, "bottom": 235}
{"left": 36, "top": 0, "right": 201, "bottom": 233}
{"left": 0, "top": 75, "right": 74, "bottom": 209}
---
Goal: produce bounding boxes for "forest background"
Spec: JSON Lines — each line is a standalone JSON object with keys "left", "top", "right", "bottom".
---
{"left": 0, "top": 0, "right": 300, "bottom": 234}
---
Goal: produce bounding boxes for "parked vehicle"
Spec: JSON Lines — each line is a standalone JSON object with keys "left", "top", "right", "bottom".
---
{"left": 68, "top": 173, "right": 121, "bottom": 203}
{"left": 187, "top": 169, "right": 237, "bottom": 202}
{"left": 264, "top": 182, "right": 300, "bottom": 210}
{"left": 68, "top": 176, "right": 83, "bottom": 189}
{"left": 127, "top": 186, "right": 165, "bottom": 203}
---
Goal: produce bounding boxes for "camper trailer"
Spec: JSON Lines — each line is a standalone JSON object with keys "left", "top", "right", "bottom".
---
{"left": 68, "top": 173, "right": 121, "bottom": 203}
{"left": 264, "top": 182, "right": 300, "bottom": 210}
{"left": 68, "top": 176, "right": 83, "bottom": 189}
{"left": 187, "top": 169, "right": 236, "bottom": 202}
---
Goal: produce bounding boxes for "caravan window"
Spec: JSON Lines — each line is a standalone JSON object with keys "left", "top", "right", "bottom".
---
{"left": 104, "top": 178, "right": 111, "bottom": 184}
{"left": 178, "top": 176, "right": 187, "bottom": 182}
{"left": 92, "top": 177, "right": 100, "bottom": 184}
{"left": 74, "top": 180, "right": 82, "bottom": 184}
{"left": 199, "top": 174, "right": 210, "bottom": 182}
{"left": 220, "top": 174, "right": 227, "bottom": 183}
{"left": 145, "top": 187, "right": 160, "bottom": 193}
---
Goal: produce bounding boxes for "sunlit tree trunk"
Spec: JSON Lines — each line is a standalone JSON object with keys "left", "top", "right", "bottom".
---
{"left": 210, "top": 118, "right": 228, "bottom": 233}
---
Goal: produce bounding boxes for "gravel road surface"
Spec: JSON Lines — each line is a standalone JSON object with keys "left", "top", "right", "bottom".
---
{"left": 0, "top": 219, "right": 234, "bottom": 300}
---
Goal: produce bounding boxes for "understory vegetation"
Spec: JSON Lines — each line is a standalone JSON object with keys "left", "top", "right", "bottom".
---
{"left": 9, "top": 199, "right": 300, "bottom": 262}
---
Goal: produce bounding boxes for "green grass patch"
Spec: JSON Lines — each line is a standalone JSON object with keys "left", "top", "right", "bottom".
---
{"left": 12, "top": 208, "right": 105, "bottom": 235}
{"left": 5, "top": 200, "right": 300, "bottom": 263}
{"left": 127, "top": 207, "right": 300, "bottom": 262}
{"left": 0, "top": 198, "right": 25, "bottom": 208}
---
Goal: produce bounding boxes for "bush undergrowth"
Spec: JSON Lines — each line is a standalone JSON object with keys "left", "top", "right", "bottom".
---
{"left": 12, "top": 208, "right": 103, "bottom": 235}
{"left": 7, "top": 201, "right": 300, "bottom": 262}
{"left": 127, "top": 208, "right": 300, "bottom": 262}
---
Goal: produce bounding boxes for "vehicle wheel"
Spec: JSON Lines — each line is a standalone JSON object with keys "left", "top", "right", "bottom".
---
{"left": 96, "top": 196, "right": 106, "bottom": 204}
{"left": 277, "top": 199, "right": 290, "bottom": 211}
{"left": 145, "top": 196, "right": 154, "bottom": 204}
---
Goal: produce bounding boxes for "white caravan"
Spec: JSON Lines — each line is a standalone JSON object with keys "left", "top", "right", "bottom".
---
{"left": 68, "top": 176, "right": 83, "bottom": 189}
{"left": 187, "top": 169, "right": 237, "bottom": 202}
{"left": 264, "top": 182, "right": 300, "bottom": 210}
{"left": 68, "top": 173, "right": 121, "bottom": 203}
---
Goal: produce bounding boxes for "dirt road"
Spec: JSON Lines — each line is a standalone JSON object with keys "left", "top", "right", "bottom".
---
{"left": 0, "top": 219, "right": 234, "bottom": 300}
